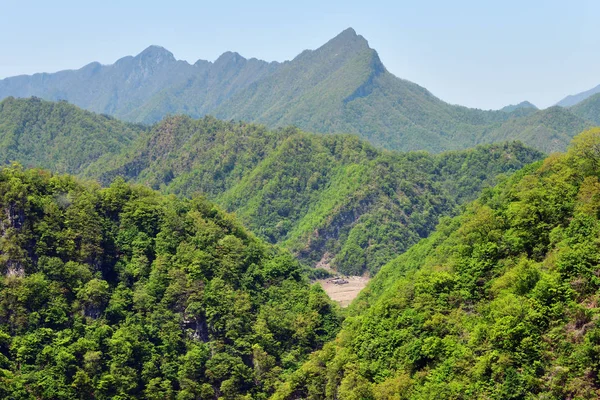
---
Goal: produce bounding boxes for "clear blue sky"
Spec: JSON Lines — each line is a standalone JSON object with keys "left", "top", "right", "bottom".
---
{"left": 1, "top": 0, "right": 598, "bottom": 109}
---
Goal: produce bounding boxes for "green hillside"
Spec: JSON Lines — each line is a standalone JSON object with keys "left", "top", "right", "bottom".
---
{"left": 85, "top": 111, "right": 542, "bottom": 275}
{"left": 0, "top": 97, "right": 143, "bottom": 174}
{"left": 0, "top": 165, "right": 340, "bottom": 399}
{"left": 571, "top": 92, "right": 600, "bottom": 125}
{"left": 0, "top": 97, "right": 544, "bottom": 275}
{"left": 274, "top": 128, "right": 600, "bottom": 399}
{"left": 481, "top": 106, "right": 593, "bottom": 154}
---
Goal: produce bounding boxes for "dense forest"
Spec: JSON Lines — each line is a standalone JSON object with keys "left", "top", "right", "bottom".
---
{"left": 0, "top": 98, "right": 544, "bottom": 275}
{"left": 0, "top": 166, "right": 340, "bottom": 399}
{"left": 273, "top": 128, "right": 600, "bottom": 399}
{"left": 0, "top": 97, "right": 144, "bottom": 174}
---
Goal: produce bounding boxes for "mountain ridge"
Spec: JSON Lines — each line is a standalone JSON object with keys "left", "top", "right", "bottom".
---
{"left": 556, "top": 83, "right": 600, "bottom": 107}
{"left": 0, "top": 29, "right": 593, "bottom": 153}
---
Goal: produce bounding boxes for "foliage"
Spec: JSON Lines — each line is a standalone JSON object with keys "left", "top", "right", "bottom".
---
{"left": 0, "top": 97, "right": 143, "bottom": 174}
{"left": 274, "top": 128, "right": 600, "bottom": 399}
{"left": 0, "top": 165, "right": 341, "bottom": 399}
{"left": 0, "top": 98, "right": 543, "bottom": 275}
{"left": 88, "top": 113, "right": 542, "bottom": 275}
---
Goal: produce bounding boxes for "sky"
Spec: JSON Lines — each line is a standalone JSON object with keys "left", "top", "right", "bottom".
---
{"left": 0, "top": 0, "right": 598, "bottom": 109}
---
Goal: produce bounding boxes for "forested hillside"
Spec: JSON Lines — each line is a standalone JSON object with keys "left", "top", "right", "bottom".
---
{"left": 481, "top": 106, "right": 592, "bottom": 154}
{"left": 0, "top": 165, "right": 340, "bottom": 399}
{"left": 0, "top": 98, "right": 545, "bottom": 275}
{"left": 274, "top": 128, "right": 600, "bottom": 399}
{"left": 0, "top": 97, "right": 143, "bottom": 174}
{"left": 83, "top": 111, "right": 543, "bottom": 275}
{"left": 571, "top": 93, "right": 600, "bottom": 125}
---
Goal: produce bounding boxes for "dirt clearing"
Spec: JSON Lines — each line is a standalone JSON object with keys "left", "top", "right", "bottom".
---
{"left": 317, "top": 276, "right": 371, "bottom": 307}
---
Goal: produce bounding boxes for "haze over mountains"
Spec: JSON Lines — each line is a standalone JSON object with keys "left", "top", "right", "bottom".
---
{"left": 557, "top": 83, "right": 600, "bottom": 107}
{"left": 0, "top": 28, "right": 597, "bottom": 153}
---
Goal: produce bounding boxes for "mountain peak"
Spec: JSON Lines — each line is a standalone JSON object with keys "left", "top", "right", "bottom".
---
{"left": 214, "top": 51, "right": 246, "bottom": 66}
{"left": 333, "top": 27, "right": 367, "bottom": 44}
{"left": 316, "top": 27, "right": 371, "bottom": 56}
{"left": 500, "top": 101, "right": 538, "bottom": 112}
{"left": 136, "top": 45, "right": 176, "bottom": 63}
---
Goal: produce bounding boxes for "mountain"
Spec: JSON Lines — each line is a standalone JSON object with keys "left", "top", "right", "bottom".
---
{"left": 0, "top": 98, "right": 543, "bottom": 276}
{"left": 0, "top": 29, "right": 588, "bottom": 153}
{"left": 0, "top": 45, "right": 277, "bottom": 124}
{"left": 557, "top": 83, "right": 600, "bottom": 107}
{"left": 499, "top": 100, "right": 538, "bottom": 113}
{"left": 482, "top": 106, "right": 593, "bottom": 154}
{"left": 0, "top": 165, "right": 340, "bottom": 399}
{"left": 274, "top": 128, "right": 600, "bottom": 399}
{"left": 571, "top": 92, "right": 600, "bottom": 125}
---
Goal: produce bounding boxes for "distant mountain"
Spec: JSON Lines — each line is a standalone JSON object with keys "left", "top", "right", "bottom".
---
{"left": 482, "top": 106, "right": 592, "bottom": 153}
{"left": 570, "top": 92, "right": 600, "bottom": 125}
{"left": 0, "top": 29, "right": 587, "bottom": 153}
{"left": 556, "top": 83, "right": 600, "bottom": 107}
{"left": 499, "top": 100, "right": 538, "bottom": 113}
{"left": 0, "top": 45, "right": 277, "bottom": 124}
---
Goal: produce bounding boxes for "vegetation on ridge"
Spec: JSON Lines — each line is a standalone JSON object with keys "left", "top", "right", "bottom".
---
{"left": 274, "top": 128, "right": 600, "bottom": 399}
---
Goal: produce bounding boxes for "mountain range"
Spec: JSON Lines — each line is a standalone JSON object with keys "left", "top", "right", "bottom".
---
{"left": 0, "top": 28, "right": 597, "bottom": 153}
{"left": 0, "top": 97, "right": 543, "bottom": 275}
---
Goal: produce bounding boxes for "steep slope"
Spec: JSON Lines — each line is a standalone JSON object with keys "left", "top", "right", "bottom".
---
{"left": 87, "top": 113, "right": 542, "bottom": 275}
{"left": 557, "top": 83, "right": 600, "bottom": 107}
{"left": 571, "top": 92, "right": 600, "bottom": 125}
{"left": 0, "top": 165, "right": 340, "bottom": 399}
{"left": 481, "top": 106, "right": 593, "bottom": 153}
{"left": 213, "top": 28, "right": 515, "bottom": 152}
{"left": 0, "top": 97, "right": 144, "bottom": 174}
{"left": 274, "top": 128, "right": 600, "bottom": 399}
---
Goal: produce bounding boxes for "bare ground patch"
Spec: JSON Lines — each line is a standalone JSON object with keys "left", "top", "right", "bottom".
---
{"left": 317, "top": 276, "right": 371, "bottom": 307}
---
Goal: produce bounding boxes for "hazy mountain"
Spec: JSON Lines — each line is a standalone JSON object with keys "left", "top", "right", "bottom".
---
{"left": 481, "top": 106, "right": 592, "bottom": 153}
{"left": 0, "top": 29, "right": 587, "bottom": 153}
{"left": 499, "top": 100, "right": 538, "bottom": 112}
{"left": 215, "top": 28, "right": 518, "bottom": 152}
{"left": 556, "top": 83, "right": 600, "bottom": 107}
{"left": 0, "top": 45, "right": 277, "bottom": 124}
{"left": 570, "top": 92, "right": 600, "bottom": 125}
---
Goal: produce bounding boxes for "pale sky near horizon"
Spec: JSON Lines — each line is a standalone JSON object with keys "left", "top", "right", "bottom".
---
{"left": 1, "top": 0, "right": 598, "bottom": 109}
